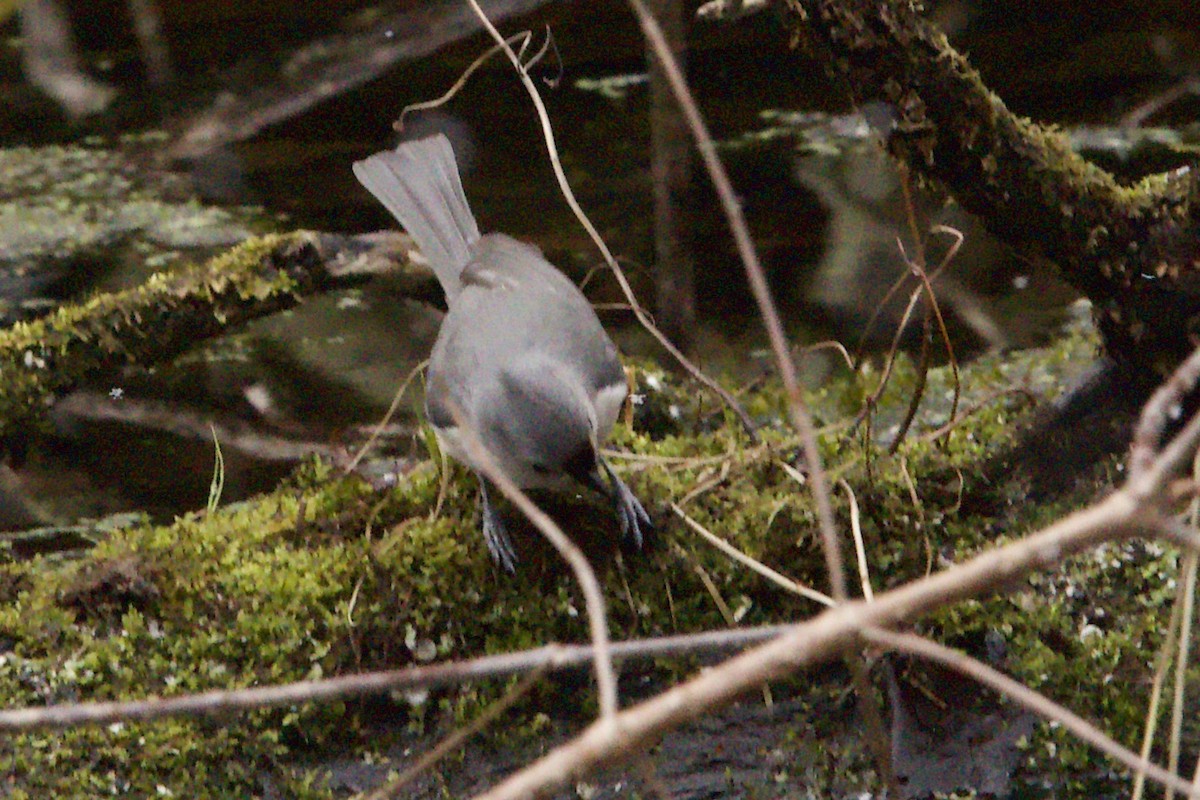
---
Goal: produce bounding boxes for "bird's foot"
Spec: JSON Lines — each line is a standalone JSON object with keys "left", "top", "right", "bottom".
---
{"left": 600, "top": 458, "right": 651, "bottom": 551}
{"left": 477, "top": 475, "right": 517, "bottom": 572}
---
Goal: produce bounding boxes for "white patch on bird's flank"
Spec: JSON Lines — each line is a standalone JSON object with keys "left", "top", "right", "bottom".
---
{"left": 593, "top": 381, "right": 629, "bottom": 440}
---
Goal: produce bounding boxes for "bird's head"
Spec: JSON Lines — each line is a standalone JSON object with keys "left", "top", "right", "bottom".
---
{"left": 479, "top": 359, "right": 599, "bottom": 489}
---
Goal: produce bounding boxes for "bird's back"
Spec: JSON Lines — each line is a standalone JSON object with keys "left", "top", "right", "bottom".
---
{"left": 425, "top": 234, "right": 625, "bottom": 430}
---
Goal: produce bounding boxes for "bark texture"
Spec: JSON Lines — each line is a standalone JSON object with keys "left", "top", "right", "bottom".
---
{"left": 783, "top": 0, "right": 1200, "bottom": 377}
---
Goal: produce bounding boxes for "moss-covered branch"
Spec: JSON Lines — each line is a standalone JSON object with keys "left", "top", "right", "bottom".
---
{"left": 0, "top": 230, "right": 436, "bottom": 449}
{"left": 782, "top": 0, "right": 1200, "bottom": 374}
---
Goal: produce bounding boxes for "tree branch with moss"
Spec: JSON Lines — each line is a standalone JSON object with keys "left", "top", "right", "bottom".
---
{"left": 779, "top": 0, "right": 1200, "bottom": 375}
{"left": 0, "top": 230, "right": 434, "bottom": 450}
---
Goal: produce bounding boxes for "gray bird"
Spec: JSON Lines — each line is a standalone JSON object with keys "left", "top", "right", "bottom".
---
{"left": 353, "top": 134, "right": 651, "bottom": 571}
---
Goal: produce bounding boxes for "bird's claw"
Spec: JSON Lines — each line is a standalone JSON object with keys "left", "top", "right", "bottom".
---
{"left": 600, "top": 458, "right": 651, "bottom": 551}
{"left": 477, "top": 476, "right": 517, "bottom": 572}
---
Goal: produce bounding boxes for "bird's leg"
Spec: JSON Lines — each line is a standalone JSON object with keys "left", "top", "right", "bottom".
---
{"left": 475, "top": 473, "right": 517, "bottom": 572}
{"left": 596, "top": 457, "right": 652, "bottom": 551}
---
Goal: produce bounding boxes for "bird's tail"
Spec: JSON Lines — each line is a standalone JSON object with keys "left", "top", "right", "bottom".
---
{"left": 353, "top": 134, "right": 480, "bottom": 300}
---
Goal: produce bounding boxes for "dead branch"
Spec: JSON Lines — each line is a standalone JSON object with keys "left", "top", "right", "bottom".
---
{"left": 779, "top": 0, "right": 1200, "bottom": 374}
{"left": 0, "top": 628, "right": 789, "bottom": 733}
{"left": 476, "top": 487, "right": 1166, "bottom": 798}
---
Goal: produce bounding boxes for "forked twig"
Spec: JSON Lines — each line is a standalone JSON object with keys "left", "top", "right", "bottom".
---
{"left": 394, "top": 30, "right": 548, "bottom": 132}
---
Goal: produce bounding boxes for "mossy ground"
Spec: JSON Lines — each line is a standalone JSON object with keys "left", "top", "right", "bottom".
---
{"left": 0, "top": 316, "right": 1181, "bottom": 797}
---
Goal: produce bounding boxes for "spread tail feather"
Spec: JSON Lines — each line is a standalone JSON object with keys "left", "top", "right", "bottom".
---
{"left": 353, "top": 134, "right": 480, "bottom": 300}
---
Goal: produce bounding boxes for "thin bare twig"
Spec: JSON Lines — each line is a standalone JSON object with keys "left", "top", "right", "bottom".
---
{"left": 854, "top": 286, "right": 923, "bottom": 429}
{"left": 1159, "top": 517, "right": 1200, "bottom": 551}
{"left": 852, "top": 258, "right": 920, "bottom": 367}
{"left": 840, "top": 479, "right": 873, "bottom": 601}
{"left": 0, "top": 627, "right": 790, "bottom": 733}
{"left": 797, "top": 339, "right": 856, "bottom": 371}
{"left": 691, "top": 558, "right": 737, "bottom": 624}
{"left": 675, "top": 458, "right": 730, "bottom": 506}
{"left": 395, "top": 30, "right": 540, "bottom": 132}
{"left": 888, "top": 305, "right": 933, "bottom": 453}
{"left": 624, "top": 0, "right": 845, "bottom": 603}
{"left": 476, "top": 487, "right": 1165, "bottom": 799}
{"left": 856, "top": 218, "right": 963, "bottom": 451}
{"left": 861, "top": 628, "right": 1200, "bottom": 799}
{"left": 464, "top": 0, "right": 759, "bottom": 439}
{"left": 444, "top": 401, "right": 619, "bottom": 719}
{"left": 920, "top": 224, "right": 964, "bottom": 422}
{"left": 343, "top": 358, "right": 428, "bottom": 474}
{"left": 671, "top": 502, "right": 834, "bottom": 607}
{"left": 1130, "top": 344, "right": 1200, "bottom": 486}
{"left": 366, "top": 665, "right": 548, "bottom": 799}
{"left": 897, "top": 455, "right": 934, "bottom": 576}
{"left": 884, "top": 224, "right": 963, "bottom": 452}
{"left": 628, "top": 3, "right": 897, "bottom": 784}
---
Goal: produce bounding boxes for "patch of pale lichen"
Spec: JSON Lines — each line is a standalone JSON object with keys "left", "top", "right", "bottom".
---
{"left": 0, "top": 141, "right": 259, "bottom": 260}
{"left": 0, "top": 314, "right": 1176, "bottom": 795}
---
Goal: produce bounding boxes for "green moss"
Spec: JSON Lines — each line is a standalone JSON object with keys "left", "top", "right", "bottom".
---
{"left": 0, "top": 315, "right": 1175, "bottom": 794}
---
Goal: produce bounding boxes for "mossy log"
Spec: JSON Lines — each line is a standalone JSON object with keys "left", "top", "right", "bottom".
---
{"left": 0, "top": 317, "right": 1179, "bottom": 795}
{"left": 783, "top": 0, "right": 1200, "bottom": 377}
{"left": 0, "top": 230, "right": 436, "bottom": 452}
